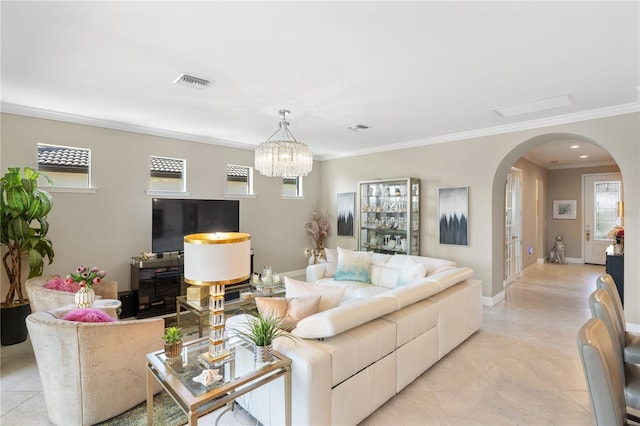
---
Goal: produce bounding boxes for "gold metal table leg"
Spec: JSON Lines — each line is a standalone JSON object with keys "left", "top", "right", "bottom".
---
{"left": 146, "top": 366, "right": 154, "bottom": 425}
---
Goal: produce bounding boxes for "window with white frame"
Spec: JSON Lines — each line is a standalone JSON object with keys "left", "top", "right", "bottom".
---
{"left": 282, "top": 176, "right": 303, "bottom": 197}
{"left": 226, "top": 165, "right": 253, "bottom": 195}
{"left": 150, "top": 156, "right": 186, "bottom": 192}
{"left": 37, "top": 143, "right": 91, "bottom": 188}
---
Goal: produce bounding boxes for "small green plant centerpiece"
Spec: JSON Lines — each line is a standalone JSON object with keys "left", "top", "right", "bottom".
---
{"left": 1, "top": 167, "right": 54, "bottom": 345}
{"left": 162, "top": 326, "right": 185, "bottom": 358}
{"left": 234, "top": 311, "right": 297, "bottom": 363}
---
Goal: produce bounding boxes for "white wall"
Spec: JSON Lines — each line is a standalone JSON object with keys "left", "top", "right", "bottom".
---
{"left": 0, "top": 113, "right": 321, "bottom": 295}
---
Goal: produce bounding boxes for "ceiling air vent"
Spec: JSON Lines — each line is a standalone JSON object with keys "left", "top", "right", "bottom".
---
{"left": 348, "top": 124, "right": 370, "bottom": 132}
{"left": 173, "top": 73, "right": 211, "bottom": 89}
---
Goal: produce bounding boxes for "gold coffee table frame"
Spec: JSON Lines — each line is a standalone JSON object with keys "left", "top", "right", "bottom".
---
{"left": 146, "top": 336, "right": 291, "bottom": 426}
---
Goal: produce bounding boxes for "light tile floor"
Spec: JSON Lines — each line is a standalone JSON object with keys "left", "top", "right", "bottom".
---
{"left": 0, "top": 263, "right": 632, "bottom": 425}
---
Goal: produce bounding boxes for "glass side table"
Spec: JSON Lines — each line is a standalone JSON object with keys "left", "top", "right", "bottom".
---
{"left": 146, "top": 335, "right": 291, "bottom": 426}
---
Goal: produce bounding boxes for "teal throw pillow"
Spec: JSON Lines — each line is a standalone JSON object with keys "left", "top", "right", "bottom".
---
{"left": 334, "top": 248, "right": 373, "bottom": 283}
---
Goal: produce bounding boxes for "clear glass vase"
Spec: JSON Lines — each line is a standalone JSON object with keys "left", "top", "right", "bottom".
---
{"left": 74, "top": 287, "right": 95, "bottom": 308}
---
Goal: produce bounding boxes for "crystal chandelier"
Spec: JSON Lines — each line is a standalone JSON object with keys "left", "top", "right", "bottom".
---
{"left": 254, "top": 109, "right": 313, "bottom": 177}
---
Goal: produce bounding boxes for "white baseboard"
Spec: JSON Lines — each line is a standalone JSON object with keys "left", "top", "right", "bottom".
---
{"left": 543, "top": 257, "right": 583, "bottom": 265}
{"left": 483, "top": 290, "right": 505, "bottom": 307}
{"left": 537, "top": 258, "right": 545, "bottom": 264}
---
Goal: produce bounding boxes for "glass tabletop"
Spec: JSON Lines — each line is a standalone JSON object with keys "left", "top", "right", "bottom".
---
{"left": 152, "top": 336, "right": 280, "bottom": 398}
{"left": 177, "top": 296, "right": 209, "bottom": 313}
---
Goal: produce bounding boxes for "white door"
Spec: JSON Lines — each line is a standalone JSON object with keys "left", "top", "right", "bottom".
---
{"left": 504, "top": 168, "right": 522, "bottom": 285}
{"left": 584, "top": 173, "right": 623, "bottom": 265}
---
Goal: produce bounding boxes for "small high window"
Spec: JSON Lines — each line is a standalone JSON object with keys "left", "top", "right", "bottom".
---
{"left": 37, "top": 143, "right": 91, "bottom": 188}
{"left": 226, "top": 165, "right": 253, "bottom": 196}
{"left": 150, "top": 156, "right": 186, "bottom": 192}
{"left": 282, "top": 176, "right": 303, "bottom": 198}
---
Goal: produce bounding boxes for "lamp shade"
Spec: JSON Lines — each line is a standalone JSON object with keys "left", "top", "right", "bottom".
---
{"left": 183, "top": 232, "right": 251, "bottom": 285}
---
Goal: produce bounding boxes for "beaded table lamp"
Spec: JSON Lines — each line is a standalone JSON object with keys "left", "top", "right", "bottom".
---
{"left": 183, "top": 232, "right": 251, "bottom": 362}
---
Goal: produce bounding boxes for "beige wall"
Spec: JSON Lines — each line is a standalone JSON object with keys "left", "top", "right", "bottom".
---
{"left": 2, "top": 111, "right": 638, "bottom": 329}
{"left": 513, "top": 158, "right": 548, "bottom": 269}
{"left": 319, "top": 113, "right": 639, "bottom": 327}
{"left": 0, "top": 113, "right": 321, "bottom": 295}
{"left": 546, "top": 165, "right": 620, "bottom": 259}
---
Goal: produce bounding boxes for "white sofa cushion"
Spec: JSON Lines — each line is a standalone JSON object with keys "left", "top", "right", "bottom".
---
{"left": 376, "top": 266, "right": 401, "bottom": 288}
{"left": 421, "top": 266, "right": 474, "bottom": 291}
{"left": 396, "top": 257, "right": 428, "bottom": 287}
{"left": 375, "top": 280, "right": 441, "bottom": 310}
{"left": 314, "top": 277, "right": 383, "bottom": 302}
{"left": 292, "top": 296, "right": 397, "bottom": 339}
{"left": 385, "top": 255, "right": 455, "bottom": 276}
{"left": 285, "top": 277, "right": 345, "bottom": 312}
{"left": 324, "top": 248, "right": 338, "bottom": 277}
{"left": 382, "top": 299, "right": 439, "bottom": 347}
{"left": 305, "top": 317, "right": 396, "bottom": 387}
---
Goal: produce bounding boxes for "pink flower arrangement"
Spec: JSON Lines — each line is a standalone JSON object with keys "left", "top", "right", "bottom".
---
{"left": 65, "top": 265, "right": 107, "bottom": 289}
{"left": 607, "top": 226, "right": 624, "bottom": 241}
{"left": 305, "top": 212, "right": 329, "bottom": 249}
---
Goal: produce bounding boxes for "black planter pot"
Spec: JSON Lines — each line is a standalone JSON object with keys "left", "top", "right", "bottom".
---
{"left": 1, "top": 302, "right": 31, "bottom": 346}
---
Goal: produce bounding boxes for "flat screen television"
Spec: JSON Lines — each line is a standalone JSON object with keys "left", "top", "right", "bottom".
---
{"left": 152, "top": 198, "right": 240, "bottom": 254}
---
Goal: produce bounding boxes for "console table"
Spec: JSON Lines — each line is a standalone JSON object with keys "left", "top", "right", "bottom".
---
{"left": 605, "top": 252, "right": 624, "bottom": 307}
{"left": 146, "top": 336, "right": 291, "bottom": 425}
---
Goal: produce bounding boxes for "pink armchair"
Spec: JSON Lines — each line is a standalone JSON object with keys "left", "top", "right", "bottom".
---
{"left": 25, "top": 275, "right": 119, "bottom": 318}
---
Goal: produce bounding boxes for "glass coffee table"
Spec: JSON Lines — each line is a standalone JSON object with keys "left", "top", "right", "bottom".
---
{"left": 176, "top": 285, "right": 285, "bottom": 338}
{"left": 146, "top": 335, "right": 291, "bottom": 426}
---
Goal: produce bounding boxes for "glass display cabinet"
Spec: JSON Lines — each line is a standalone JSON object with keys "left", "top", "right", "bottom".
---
{"left": 358, "top": 178, "right": 420, "bottom": 255}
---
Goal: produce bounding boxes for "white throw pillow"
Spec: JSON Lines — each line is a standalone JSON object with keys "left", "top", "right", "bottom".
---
{"left": 396, "top": 257, "right": 428, "bottom": 287}
{"left": 284, "top": 276, "right": 345, "bottom": 311}
{"left": 334, "top": 247, "right": 373, "bottom": 283}
{"left": 324, "top": 248, "right": 338, "bottom": 277}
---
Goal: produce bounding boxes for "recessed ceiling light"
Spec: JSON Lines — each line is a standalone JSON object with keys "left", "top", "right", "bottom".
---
{"left": 580, "top": 155, "right": 589, "bottom": 159}
{"left": 570, "top": 145, "right": 580, "bottom": 149}
{"left": 348, "top": 124, "right": 370, "bottom": 132}
{"left": 493, "top": 94, "right": 573, "bottom": 117}
{"left": 173, "top": 73, "right": 211, "bottom": 89}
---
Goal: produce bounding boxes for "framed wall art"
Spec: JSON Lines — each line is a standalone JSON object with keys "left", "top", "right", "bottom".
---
{"left": 552, "top": 199, "right": 577, "bottom": 220}
{"left": 337, "top": 192, "right": 355, "bottom": 236}
{"left": 439, "top": 186, "right": 469, "bottom": 246}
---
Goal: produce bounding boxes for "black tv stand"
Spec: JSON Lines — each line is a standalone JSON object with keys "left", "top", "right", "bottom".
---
{"left": 129, "top": 252, "right": 254, "bottom": 318}
{"left": 130, "top": 256, "right": 185, "bottom": 318}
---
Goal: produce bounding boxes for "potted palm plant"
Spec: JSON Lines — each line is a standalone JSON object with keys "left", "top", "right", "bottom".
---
{"left": 233, "top": 311, "right": 297, "bottom": 363}
{"left": 162, "top": 326, "right": 184, "bottom": 358}
{"left": 1, "top": 167, "right": 54, "bottom": 345}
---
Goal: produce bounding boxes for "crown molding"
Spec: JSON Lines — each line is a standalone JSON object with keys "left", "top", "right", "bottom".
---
{"left": 0, "top": 103, "right": 256, "bottom": 152}
{"left": 2, "top": 101, "right": 638, "bottom": 162}
{"left": 318, "top": 102, "right": 640, "bottom": 161}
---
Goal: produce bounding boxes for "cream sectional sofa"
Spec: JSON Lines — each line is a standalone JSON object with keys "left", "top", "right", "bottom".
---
{"left": 229, "top": 251, "right": 482, "bottom": 426}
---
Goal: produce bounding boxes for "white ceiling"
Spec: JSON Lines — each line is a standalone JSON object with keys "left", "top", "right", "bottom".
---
{"left": 1, "top": 1, "right": 638, "bottom": 168}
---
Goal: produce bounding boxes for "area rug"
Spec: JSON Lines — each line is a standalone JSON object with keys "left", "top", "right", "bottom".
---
{"left": 95, "top": 391, "right": 187, "bottom": 426}
{"left": 96, "top": 313, "right": 241, "bottom": 425}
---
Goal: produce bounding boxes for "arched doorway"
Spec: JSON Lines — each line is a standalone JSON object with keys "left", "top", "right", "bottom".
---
{"left": 491, "top": 132, "right": 620, "bottom": 299}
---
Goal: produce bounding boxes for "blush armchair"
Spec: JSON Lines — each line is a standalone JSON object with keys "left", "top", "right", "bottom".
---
{"left": 26, "top": 310, "right": 165, "bottom": 426}
{"left": 25, "top": 275, "right": 119, "bottom": 318}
